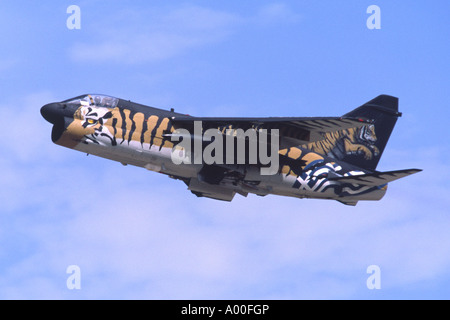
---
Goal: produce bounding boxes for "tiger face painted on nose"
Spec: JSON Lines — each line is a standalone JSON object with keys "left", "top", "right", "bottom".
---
{"left": 78, "top": 106, "right": 117, "bottom": 146}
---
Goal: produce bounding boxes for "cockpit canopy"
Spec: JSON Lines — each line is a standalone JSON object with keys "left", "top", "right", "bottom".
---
{"left": 62, "top": 94, "right": 119, "bottom": 108}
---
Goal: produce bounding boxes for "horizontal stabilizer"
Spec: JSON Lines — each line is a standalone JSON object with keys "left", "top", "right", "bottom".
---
{"left": 329, "top": 169, "right": 422, "bottom": 186}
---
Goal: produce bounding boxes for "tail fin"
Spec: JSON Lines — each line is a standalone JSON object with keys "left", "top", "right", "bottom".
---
{"left": 340, "top": 95, "right": 402, "bottom": 171}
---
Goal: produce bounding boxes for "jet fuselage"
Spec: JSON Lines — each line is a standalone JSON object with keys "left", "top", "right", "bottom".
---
{"left": 41, "top": 94, "right": 419, "bottom": 205}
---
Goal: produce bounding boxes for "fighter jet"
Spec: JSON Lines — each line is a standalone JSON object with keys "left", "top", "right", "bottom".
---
{"left": 41, "top": 94, "right": 421, "bottom": 205}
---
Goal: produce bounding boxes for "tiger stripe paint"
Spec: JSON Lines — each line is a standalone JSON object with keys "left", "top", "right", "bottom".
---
{"left": 302, "top": 126, "right": 378, "bottom": 160}
{"left": 55, "top": 105, "right": 176, "bottom": 154}
{"left": 144, "top": 115, "right": 158, "bottom": 146}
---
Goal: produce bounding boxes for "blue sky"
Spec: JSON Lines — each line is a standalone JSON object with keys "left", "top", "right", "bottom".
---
{"left": 0, "top": 0, "right": 449, "bottom": 299}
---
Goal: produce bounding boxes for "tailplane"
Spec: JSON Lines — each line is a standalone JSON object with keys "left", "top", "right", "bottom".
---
{"left": 331, "top": 168, "right": 422, "bottom": 206}
{"left": 328, "top": 168, "right": 422, "bottom": 186}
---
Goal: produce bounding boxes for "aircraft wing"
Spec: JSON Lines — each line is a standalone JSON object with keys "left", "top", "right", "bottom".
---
{"left": 328, "top": 169, "right": 422, "bottom": 186}
{"left": 170, "top": 115, "right": 372, "bottom": 148}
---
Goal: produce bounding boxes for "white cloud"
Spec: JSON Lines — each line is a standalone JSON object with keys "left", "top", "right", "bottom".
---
{"left": 254, "top": 3, "right": 301, "bottom": 25}
{"left": 2, "top": 161, "right": 449, "bottom": 299}
{"left": 0, "top": 91, "right": 62, "bottom": 162}
{"left": 69, "top": 5, "right": 241, "bottom": 64}
{"left": 0, "top": 58, "right": 18, "bottom": 73}
{"left": 68, "top": 3, "right": 300, "bottom": 64}
{"left": 0, "top": 92, "right": 448, "bottom": 299}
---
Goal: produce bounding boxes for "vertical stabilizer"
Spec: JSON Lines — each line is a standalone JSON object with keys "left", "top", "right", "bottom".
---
{"left": 340, "top": 95, "right": 401, "bottom": 171}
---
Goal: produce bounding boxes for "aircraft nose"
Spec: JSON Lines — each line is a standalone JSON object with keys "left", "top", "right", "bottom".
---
{"left": 40, "top": 103, "right": 62, "bottom": 124}
{"left": 41, "top": 102, "right": 78, "bottom": 124}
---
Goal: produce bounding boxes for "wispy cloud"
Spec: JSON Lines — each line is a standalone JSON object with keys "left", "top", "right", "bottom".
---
{"left": 69, "top": 5, "right": 241, "bottom": 64}
{"left": 0, "top": 58, "right": 18, "bottom": 73}
{"left": 69, "top": 3, "right": 300, "bottom": 64}
{"left": 1, "top": 135, "right": 449, "bottom": 299}
{"left": 254, "top": 3, "right": 301, "bottom": 25}
{"left": 0, "top": 91, "right": 448, "bottom": 299}
{"left": 0, "top": 92, "right": 61, "bottom": 162}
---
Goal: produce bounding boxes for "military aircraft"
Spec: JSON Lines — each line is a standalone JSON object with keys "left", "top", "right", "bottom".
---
{"left": 41, "top": 94, "right": 421, "bottom": 205}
